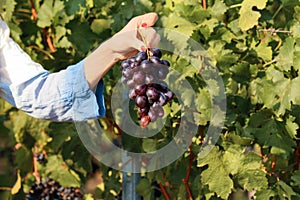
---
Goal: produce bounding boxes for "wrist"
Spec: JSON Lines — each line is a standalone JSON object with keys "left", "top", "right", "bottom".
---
{"left": 99, "top": 39, "right": 122, "bottom": 62}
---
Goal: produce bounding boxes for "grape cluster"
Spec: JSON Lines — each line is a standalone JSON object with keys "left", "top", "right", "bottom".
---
{"left": 26, "top": 177, "right": 84, "bottom": 200}
{"left": 36, "top": 152, "right": 47, "bottom": 164}
{"left": 121, "top": 48, "right": 174, "bottom": 127}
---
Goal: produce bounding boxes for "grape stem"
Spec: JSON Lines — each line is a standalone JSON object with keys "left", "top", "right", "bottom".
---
{"left": 137, "top": 27, "right": 152, "bottom": 59}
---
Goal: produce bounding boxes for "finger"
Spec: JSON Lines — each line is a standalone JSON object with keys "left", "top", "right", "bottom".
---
{"left": 131, "top": 37, "right": 146, "bottom": 52}
{"left": 120, "top": 12, "right": 158, "bottom": 33}
{"left": 139, "top": 27, "right": 160, "bottom": 48}
{"left": 136, "top": 12, "right": 158, "bottom": 28}
{"left": 148, "top": 33, "right": 160, "bottom": 49}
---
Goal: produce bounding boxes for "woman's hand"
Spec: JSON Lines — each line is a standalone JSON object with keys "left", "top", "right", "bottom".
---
{"left": 84, "top": 12, "right": 160, "bottom": 89}
{"left": 108, "top": 12, "right": 160, "bottom": 59}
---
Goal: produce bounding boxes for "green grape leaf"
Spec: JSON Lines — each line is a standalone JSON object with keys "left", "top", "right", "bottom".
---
{"left": 280, "top": 0, "right": 300, "bottom": 7}
{"left": 275, "top": 181, "right": 296, "bottom": 200}
{"left": 37, "top": 0, "right": 65, "bottom": 28}
{"left": 3, "top": 0, "right": 16, "bottom": 21}
{"left": 252, "top": 42, "right": 273, "bottom": 62}
{"left": 291, "top": 25, "right": 300, "bottom": 38}
{"left": 142, "top": 138, "right": 156, "bottom": 153}
{"left": 65, "top": 0, "right": 86, "bottom": 15}
{"left": 14, "top": 147, "right": 33, "bottom": 174}
{"left": 47, "top": 125, "right": 73, "bottom": 153}
{"left": 136, "top": 178, "right": 152, "bottom": 200}
{"left": 255, "top": 189, "right": 275, "bottom": 199}
{"left": 198, "top": 19, "right": 219, "bottom": 40}
{"left": 67, "top": 21, "right": 98, "bottom": 53}
{"left": 276, "top": 37, "right": 295, "bottom": 71}
{"left": 285, "top": 116, "right": 299, "bottom": 138}
{"left": 54, "top": 26, "right": 72, "bottom": 48}
{"left": 161, "top": 14, "right": 196, "bottom": 48}
{"left": 237, "top": 170, "right": 267, "bottom": 191}
{"left": 291, "top": 170, "right": 300, "bottom": 188}
{"left": 45, "top": 155, "right": 81, "bottom": 187}
{"left": 197, "top": 147, "right": 233, "bottom": 199}
{"left": 291, "top": 77, "right": 300, "bottom": 104}
{"left": 194, "top": 88, "right": 212, "bottom": 125}
{"left": 230, "top": 61, "right": 250, "bottom": 83}
{"left": 223, "top": 145, "right": 268, "bottom": 191}
{"left": 245, "top": 110, "right": 296, "bottom": 156}
{"left": 209, "top": 0, "right": 228, "bottom": 19}
{"left": 249, "top": 67, "right": 294, "bottom": 116}
{"left": 238, "top": 0, "right": 268, "bottom": 31}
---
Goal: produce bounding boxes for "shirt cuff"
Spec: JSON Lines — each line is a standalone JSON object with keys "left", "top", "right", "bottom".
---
{"left": 72, "top": 59, "right": 106, "bottom": 121}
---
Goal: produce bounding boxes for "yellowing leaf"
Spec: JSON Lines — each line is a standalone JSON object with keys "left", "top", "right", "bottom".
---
{"left": 11, "top": 170, "right": 21, "bottom": 195}
{"left": 238, "top": 0, "right": 268, "bottom": 31}
{"left": 91, "top": 19, "right": 112, "bottom": 34}
{"left": 253, "top": 42, "right": 273, "bottom": 62}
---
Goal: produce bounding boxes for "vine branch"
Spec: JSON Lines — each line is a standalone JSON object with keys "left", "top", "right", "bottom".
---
{"left": 199, "top": 125, "right": 204, "bottom": 144}
{"left": 33, "top": 146, "right": 41, "bottom": 183}
{"left": 29, "top": 0, "right": 38, "bottom": 20}
{"left": 159, "top": 183, "right": 171, "bottom": 200}
{"left": 258, "top": 28, "right": 292, "bottom": 36}
{"left": 271, "top": 155, "right": 277, "bottom": 175}
{"left": 202, "top": 0, "right": 207, "bottom": 10}
{"left": 44, "top": 28, "right": 56, "bottom": 53}
{"left": 295, "top": 141, "right": 300, "bottom": 170}
{"left": 182, "top": 145, "right": 194, "bottom": 200}
{"left": 0, "top": 187, "right": 12, "bottom": 191}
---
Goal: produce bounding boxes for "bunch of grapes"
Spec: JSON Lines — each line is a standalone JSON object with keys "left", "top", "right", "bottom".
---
{"left": 36, "top": 152, "right": 47, "bottom": 164}
{"left": 121, "top": 48, "right": 174, "bottom": 127}
{"left": 26, "top": 177, "right": 84, "bottom": 200}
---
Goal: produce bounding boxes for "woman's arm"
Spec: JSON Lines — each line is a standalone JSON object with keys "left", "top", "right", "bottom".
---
{"left": 0, "top": 13, "right": 159, "bottom": 121}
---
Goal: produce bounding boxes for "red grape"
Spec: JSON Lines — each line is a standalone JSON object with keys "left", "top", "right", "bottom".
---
{"left": 146, "top": 87, "right": 159, "bottom": 100}
{"left": 140, "top": 116, "right": 151, "bottom": 127}
{"left": 135, "top": 84, "right": 147, "bottom": 95}
{"left": 151, "top": 48, "right": 162, "bottom": 58}
{"left": 138, "top": 106, "right": 150, "bottom": 117}
{"left": 135, "top": 95, "right": 148, "bottom": 108}
{"left": 133, "top": 71, "right": 145, "bottom": 85}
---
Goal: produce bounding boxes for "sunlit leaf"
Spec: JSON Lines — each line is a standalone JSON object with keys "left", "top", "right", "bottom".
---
{"left": 11, "top": 170, "right": 21, "bottom": 195}
{"left": 238, "top": 0, "right": 268, "bottom": 31}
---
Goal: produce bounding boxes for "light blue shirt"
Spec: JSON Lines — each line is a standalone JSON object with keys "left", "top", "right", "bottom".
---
{"left": 0, "top": 20, "right": 105, "bottom": 121}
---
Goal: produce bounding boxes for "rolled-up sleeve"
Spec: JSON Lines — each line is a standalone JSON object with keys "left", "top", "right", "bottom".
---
{"left": 0, "top": 20, "right": 106, "bottom": 121}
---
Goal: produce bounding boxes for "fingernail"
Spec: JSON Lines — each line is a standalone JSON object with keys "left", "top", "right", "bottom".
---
{"left": 141, "top": 23, "right": 147, "bottom": 28}
{"left": 141, "top": 46, "right": 146, "bottom": 52}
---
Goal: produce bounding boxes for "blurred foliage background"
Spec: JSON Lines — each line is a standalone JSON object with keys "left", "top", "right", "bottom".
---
{"left": 1, "top": 0, "right": 300, "bottom": 199}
